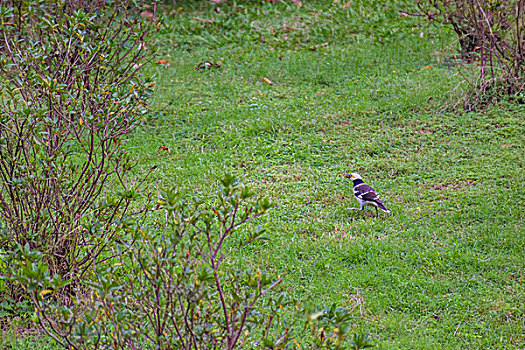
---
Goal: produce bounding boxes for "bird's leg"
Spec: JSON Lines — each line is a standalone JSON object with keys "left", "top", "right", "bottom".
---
{"left": 375, "top": 206, "right": 379, "bottom": 218}
{"left": 347, "top": 204, "right": 364, "bottom": 211}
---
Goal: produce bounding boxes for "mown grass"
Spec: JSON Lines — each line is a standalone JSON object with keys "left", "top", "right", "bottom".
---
{"left": 4, "top": 0, "right": 524, "bottom": 348}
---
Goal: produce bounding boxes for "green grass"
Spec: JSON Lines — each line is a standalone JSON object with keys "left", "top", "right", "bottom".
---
{"left": 141, "top": 1, "right": 523, "bottom": 348}
{"left": 4, "top": 0, "right": 525, "bottom": 348}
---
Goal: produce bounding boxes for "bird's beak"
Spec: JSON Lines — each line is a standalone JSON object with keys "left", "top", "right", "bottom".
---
{"left": 344, "top": 174, "right": 352, "bottom": 179}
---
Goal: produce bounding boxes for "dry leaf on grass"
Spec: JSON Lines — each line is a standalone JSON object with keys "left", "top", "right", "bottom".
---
{"left": 156, "top": 59, "right": 170, "bottom": 66}
{"left": 262, "top": 77, "right": 273, "bottom": 85}
{"left": 157, "top": 145, "right": 171, "bottom": 154}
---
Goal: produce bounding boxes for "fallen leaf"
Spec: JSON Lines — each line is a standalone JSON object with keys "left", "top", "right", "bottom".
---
{"left": 157, "top": 145, "right": 171, "bottom": 154}
{"left": 156, "top": 59, "right": 170, "bottom": 66}
{"left": 262, "top": 77, "right": 273, "bottom": 85}
{"left": 342, "top": 1, "right": 351, "bottom": 7}
{"left": 291, "top": 0, "right": 302, "bottom": 7}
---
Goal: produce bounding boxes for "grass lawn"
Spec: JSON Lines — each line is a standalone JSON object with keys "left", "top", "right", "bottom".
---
{"left": 2, "top": 0, "right": 524, "bottom": 348}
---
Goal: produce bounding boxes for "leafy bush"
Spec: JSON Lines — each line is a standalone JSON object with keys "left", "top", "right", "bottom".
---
{"left": 0, "top": 0, "right": 155, "bottom": 299}
{"left": 6, "top": 176, "right": 371, "bottom": 349}
{"left": 416, "top": 0, "right": 525, "bottom": 109}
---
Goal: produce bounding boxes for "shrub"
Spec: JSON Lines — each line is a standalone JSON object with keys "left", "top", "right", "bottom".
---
{"left": 416, "top": 0, "right": 525, "bottom": 109}
{"left": 6, "top": 176, "right": 371, "bottom": 349}
{"left": 0, "top": 0, "right": 155, "bottom": 298}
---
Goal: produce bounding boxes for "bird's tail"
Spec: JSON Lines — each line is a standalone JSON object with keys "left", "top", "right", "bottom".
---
{"left": 377, "top": 203, "right": 390, "bottom": 213}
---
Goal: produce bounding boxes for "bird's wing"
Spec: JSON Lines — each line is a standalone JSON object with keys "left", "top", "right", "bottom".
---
{"left": 354, "top": 184, "right": 384, "bottom": 204}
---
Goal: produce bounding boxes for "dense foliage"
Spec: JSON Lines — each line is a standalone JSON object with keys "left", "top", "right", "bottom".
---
{"left": 6, "top": 176, "right": 368, "bottom": 349}
{"left": 0, "top": 0, "right": 154, "bottom": 296}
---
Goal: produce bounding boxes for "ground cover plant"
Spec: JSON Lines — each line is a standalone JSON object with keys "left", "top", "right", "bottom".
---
{"left": 1, "top": 0, "right": 524, "bottom": 349}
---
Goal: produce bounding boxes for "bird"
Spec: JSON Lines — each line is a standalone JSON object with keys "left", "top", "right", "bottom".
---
{"left": 344, "top": 173, "right": 390, "bottom": 218}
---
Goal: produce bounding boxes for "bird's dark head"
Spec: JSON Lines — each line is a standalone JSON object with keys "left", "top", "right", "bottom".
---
{"left": 344, "top": 173, "right": 362, "bottom": 181}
